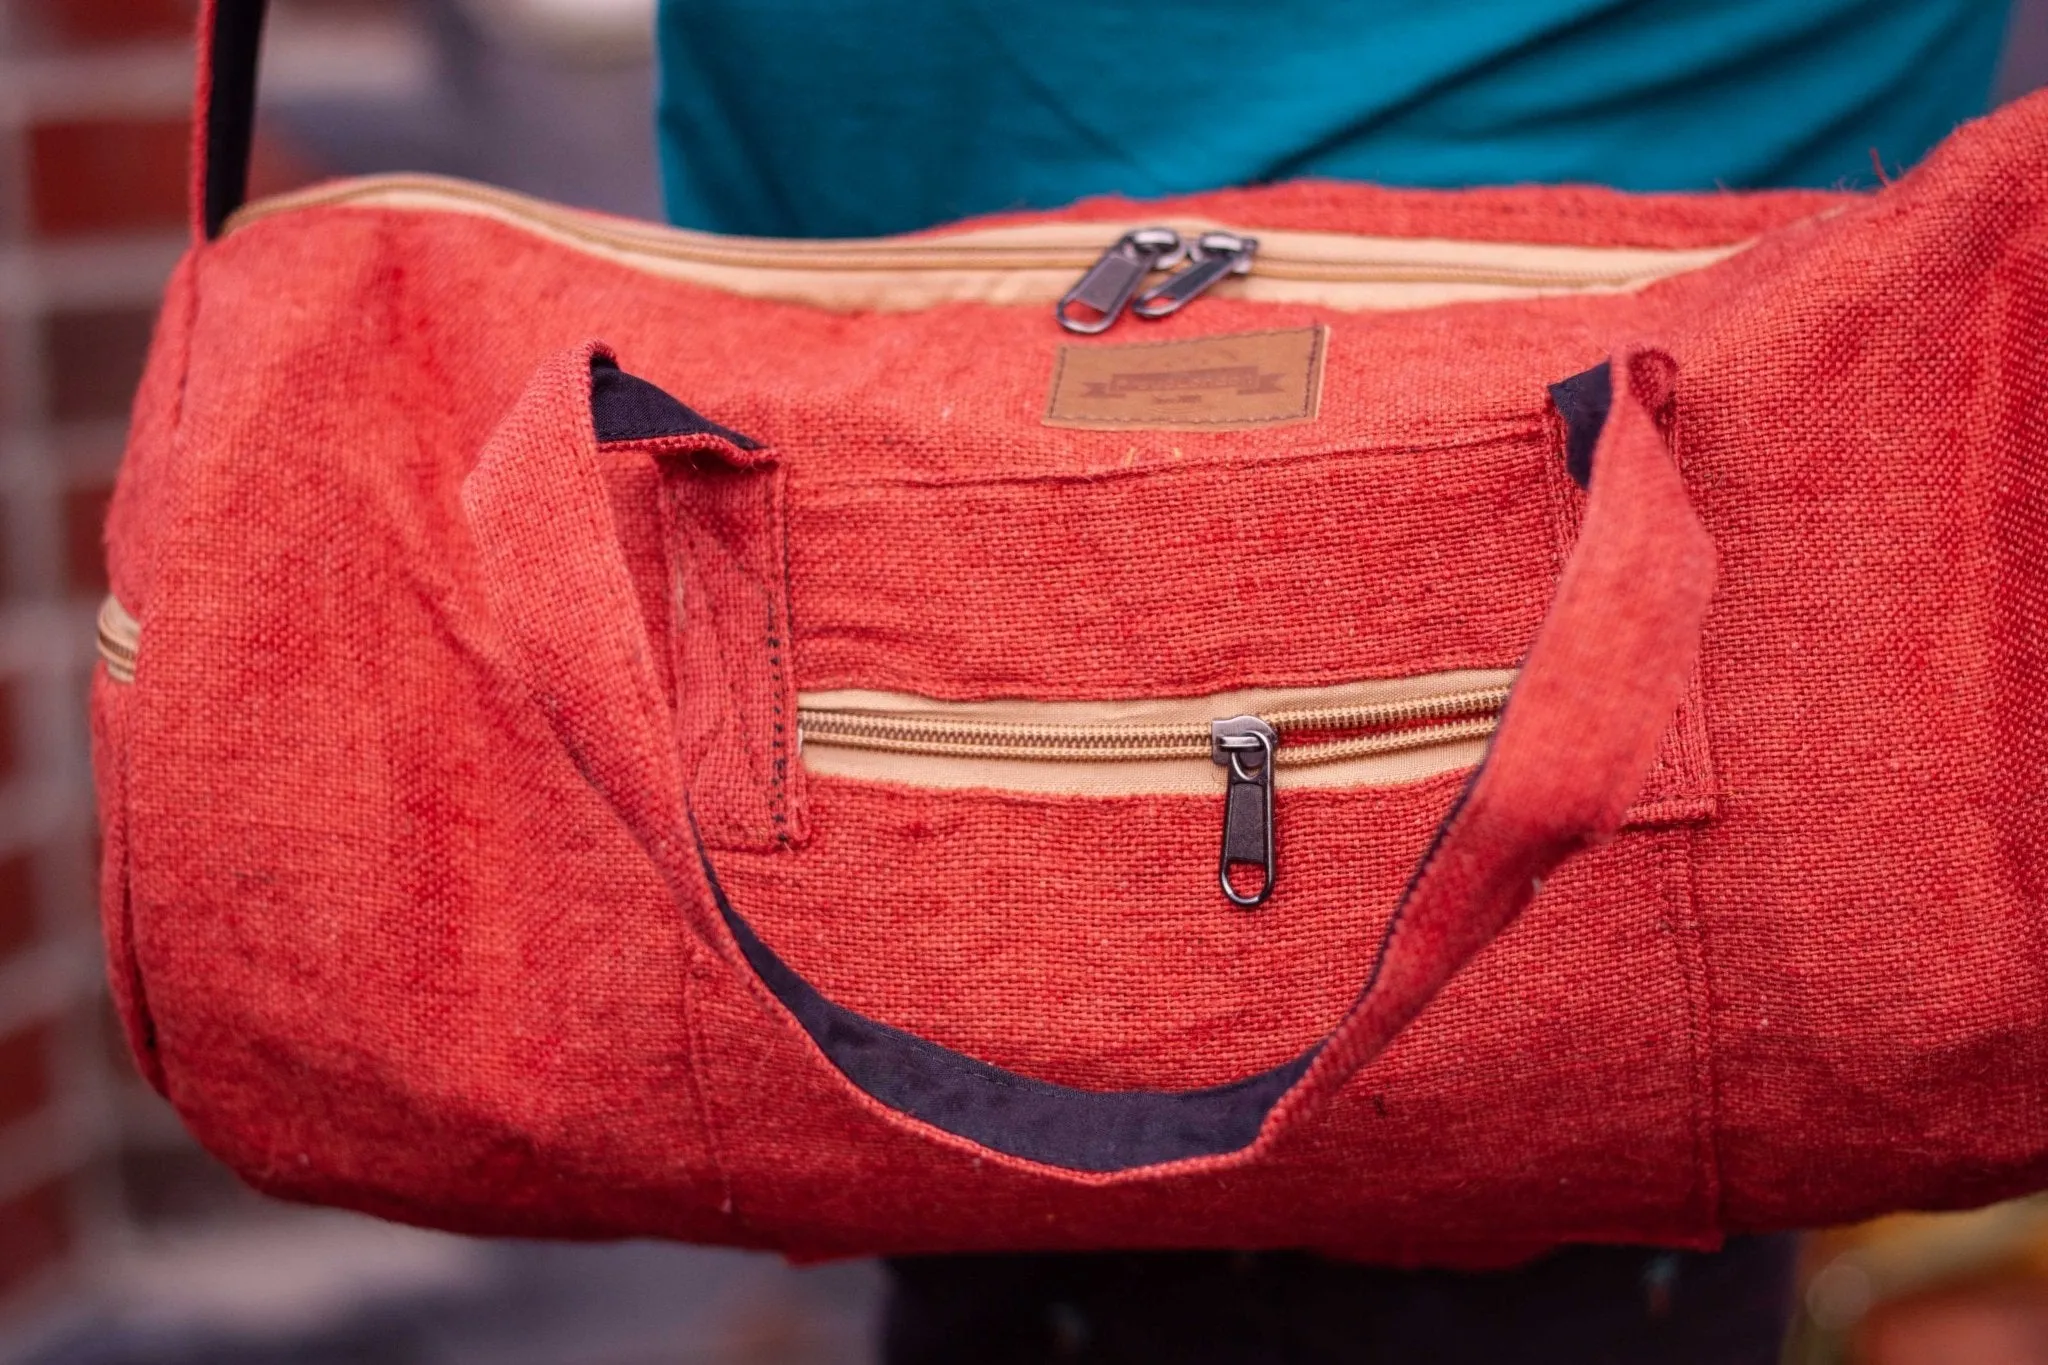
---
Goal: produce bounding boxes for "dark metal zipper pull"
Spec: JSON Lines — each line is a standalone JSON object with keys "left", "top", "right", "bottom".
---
{"left": 1212, "top": 715, "right": 1278, "bottom": 908}
{"left": 1056, "top": 228, "right": 1185, "bottom": 334}
{"left": 1133, "top": 231, "right": 1259, "bottom": 320}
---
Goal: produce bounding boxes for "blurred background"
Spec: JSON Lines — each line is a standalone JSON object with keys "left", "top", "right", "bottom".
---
{"left": 0, "top": 1, "right": 2043, "bottom": 1361}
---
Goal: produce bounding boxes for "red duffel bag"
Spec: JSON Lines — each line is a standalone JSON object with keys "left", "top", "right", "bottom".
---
{"left": 91, "top": 0, "right": 2048, "bottom": 1265}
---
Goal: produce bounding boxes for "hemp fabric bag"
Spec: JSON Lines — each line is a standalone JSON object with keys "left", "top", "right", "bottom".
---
{"left": 91, "top": 0, "right": 2048, "bottom": 1263}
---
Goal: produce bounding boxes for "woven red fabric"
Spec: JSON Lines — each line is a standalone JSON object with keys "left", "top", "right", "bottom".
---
{"left": 94, "top": 13, "right": 2048, "bottom": 1262}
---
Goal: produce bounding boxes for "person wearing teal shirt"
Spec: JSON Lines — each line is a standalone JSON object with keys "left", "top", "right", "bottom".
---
{"left": 656, "top": 0, "right": 2012, "bottom": 238}
{"left": 651, "top": 5, "right": 2013, "bottom": 1361}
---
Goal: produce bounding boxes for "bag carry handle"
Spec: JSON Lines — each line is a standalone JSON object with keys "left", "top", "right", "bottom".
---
{"left": 463, "top": 343, "right": 1716, "bottom": 1176}
{"left": 192, "top": 0, "right": 265, "bottom": 240}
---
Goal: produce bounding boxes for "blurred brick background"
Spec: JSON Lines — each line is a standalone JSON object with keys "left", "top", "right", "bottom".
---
{"left": 1, "top": 0, "right": 206, "bottom": 1333}
{"left": 0, "top": 0, "right": 2041, "bottom": 1361}
{"left": 0, "top": 3, "right": 875, "bottom": 1361}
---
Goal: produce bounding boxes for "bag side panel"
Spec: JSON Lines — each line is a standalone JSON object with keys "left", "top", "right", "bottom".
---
{"left": 1676, "top": 92, "right": 2048, "bottom": 1230}
{"left": 118, "top": 217, "right": 740, "bottom": 1240}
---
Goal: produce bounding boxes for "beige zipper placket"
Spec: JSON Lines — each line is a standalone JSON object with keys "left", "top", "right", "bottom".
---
{"left": 798, "top": 685, "right": 1510, "bottom": 765}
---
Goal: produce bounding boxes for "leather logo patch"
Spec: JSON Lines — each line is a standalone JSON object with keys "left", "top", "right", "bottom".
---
{"left": 1044, "top": 327, "right": 1326, "bottom": 430}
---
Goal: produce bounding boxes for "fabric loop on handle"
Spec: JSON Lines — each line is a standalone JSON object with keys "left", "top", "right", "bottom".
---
{"left": 463, "top": 344, "right": 780, "bottom": 878}
{"left": 463, "top": 344, "right": 700, "bottom": 878}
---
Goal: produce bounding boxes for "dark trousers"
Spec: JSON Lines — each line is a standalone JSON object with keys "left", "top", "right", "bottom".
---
{"left": 883, "top": 1238, "right": 1797, "bottom": 1365}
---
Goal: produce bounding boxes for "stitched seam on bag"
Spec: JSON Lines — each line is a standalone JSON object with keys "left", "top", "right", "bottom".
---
{"left": 679, "top": 943, "right": 741, "bottom": 1226}
{"left": 113, "top": 259, "right": 197, "bottom": 1082}
{"left": 101, "top": 679, "right": 166, "bottom": 1091}
{"left": 1642, "top": 827, "right": 1717, "bottom": 1239}
{"left": 779, "top": 465, "right": 804, "bottom": 844}
{"left": 1680, "top": 823, "right": 1729, "bottom": 1230}
{"left": 673, "top": 486, "right": 765, "bottom": 841}
{"left": 669, "top": 478, "right": 780, "bottom": 850}
{"left": 762, "top": 469, "right": 793, "bottom": 846}
{"left": 165, "top": 252, "right": 201, "bottom": 475}
{"left": 703, "top": 542, "right": 769, "bottom": 842}
{"left": 797, "top": 424, "right": 1546, "bottom": 494}
{"left": 115, "top": 740, "right": 158, "bottom": 1068}
{"left": 662, "top": 477, "right": 701, "bottom": 761}
{"left": 658, "top": 466, "right": 738, "bottom": 812}
{"left": 114, "top": 243, "right": 243, "bottom": 1101}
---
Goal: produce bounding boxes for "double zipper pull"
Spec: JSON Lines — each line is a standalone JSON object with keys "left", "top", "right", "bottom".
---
{"left": 1212, "top": 715, "right": 1278, "bottom": 908}
{"left": 1056, "top": 228, "right": 1185, "bottom": 334}
{"left": 1133, "top": 231, "right": 1259, "bottom": 320}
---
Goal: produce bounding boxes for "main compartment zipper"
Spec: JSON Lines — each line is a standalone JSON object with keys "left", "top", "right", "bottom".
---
{"left": 221, "top": 175, "right": 1754, "bottom": 319}
{"left": 1134, "top": 231, "right": 1259, "bottom": 322}
{"left": 798, "top": 680, "right": 1512, "bottom": 908}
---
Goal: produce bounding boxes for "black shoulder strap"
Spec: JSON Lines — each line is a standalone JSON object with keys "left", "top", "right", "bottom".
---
{"left": 199, "top": 0, "right": 270, "bottom": 240}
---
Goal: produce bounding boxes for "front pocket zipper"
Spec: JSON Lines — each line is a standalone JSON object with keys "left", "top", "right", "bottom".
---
{"left": 221, "top": 175, "right": 1756, "bottom": 320}
{"left": 797, "top": 675, "right": 1513, "bottom": 908}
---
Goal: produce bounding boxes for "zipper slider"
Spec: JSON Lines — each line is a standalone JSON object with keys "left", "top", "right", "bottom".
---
{"left": 1056, "top": 227, "right": 1186, "bottom": 334}
{"left": 1133, "top": 231, "right": 1259, "bottom": 320}
{"left": 1211, "top": 715, "right": 1278, "bottom": 908}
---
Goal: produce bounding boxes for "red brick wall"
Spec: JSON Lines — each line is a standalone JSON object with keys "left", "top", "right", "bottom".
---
{"left": 0, "top": 0, "right": 266, "bottom": 1331}
{"left": 0, "top": 0, "right": 331, "bottom": 1312}
{"left": 0, "top": 0, "right": 189, "bottom": 1326}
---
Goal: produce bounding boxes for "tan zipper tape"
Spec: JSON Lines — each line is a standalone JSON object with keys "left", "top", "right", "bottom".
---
{"left": 222, "top": 174, "right": 1750, "bottom": 315}
{"left": 797, "top": 683, "right": 1511, "bottom": 761}
{"left": 98, "top": 596, "right": 138, "bottom": 683}
{"left": 798, "top": 671, "right": 1513, "bottom": 795}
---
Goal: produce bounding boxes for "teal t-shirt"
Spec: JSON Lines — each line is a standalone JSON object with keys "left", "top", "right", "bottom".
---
{"left": 656, "top": 1, "right": 2010, "bottom": 238}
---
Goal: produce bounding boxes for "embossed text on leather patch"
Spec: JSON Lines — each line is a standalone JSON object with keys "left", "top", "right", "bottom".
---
{"left": 1043, "top": 327, "right": 1326, "bottom": 431}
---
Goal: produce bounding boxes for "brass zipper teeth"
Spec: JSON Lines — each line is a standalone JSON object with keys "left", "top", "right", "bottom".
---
{"left": 1251, "top": 685, "right": 1512, "bottom": 733}
{"left": 97, "top": 596, "right": 139, "bottom": 683}
{"left": 1279, "top": 715, "right": 1500, "bottom": 766}
{"left": 798, "top": 684, "right": 1509, "bottom": 768}
{"left": 223, "top": 175, "right": 1734, "bottom": 291}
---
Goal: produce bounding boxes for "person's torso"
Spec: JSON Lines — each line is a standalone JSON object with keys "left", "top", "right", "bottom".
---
{"left": 656, "top": 0, "right": 2010, "bottom": 237}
